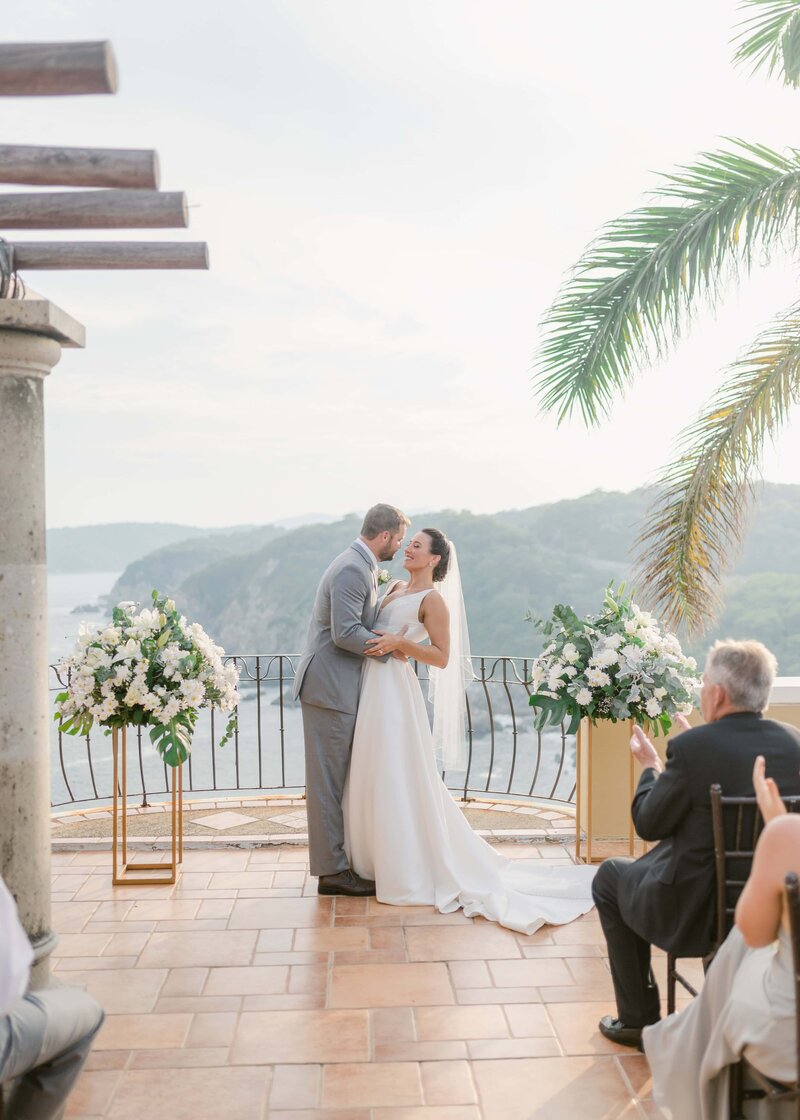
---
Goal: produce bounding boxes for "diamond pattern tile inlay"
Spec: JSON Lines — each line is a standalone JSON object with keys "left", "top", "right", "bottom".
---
{"left": 191, "top": 811, "right": 259, "bottom": 831}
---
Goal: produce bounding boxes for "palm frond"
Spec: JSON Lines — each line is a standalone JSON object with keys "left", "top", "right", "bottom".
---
{"left": 732, "top": 0, "right": 800, "bottom": 87}
{"left": 533, "top": 141, "right": 800, "bottom": 425}
{"left": 634, "top": 305, "right": 800, "bottom": 633}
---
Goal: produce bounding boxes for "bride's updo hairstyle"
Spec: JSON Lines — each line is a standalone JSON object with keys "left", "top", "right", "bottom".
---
{"left": 422, "top": 528, "right": 451, "bottom": 583}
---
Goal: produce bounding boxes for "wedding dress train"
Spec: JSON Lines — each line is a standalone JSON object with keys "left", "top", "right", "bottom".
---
{"left": 343, "top": 589, "right": 596, "bottom": 935}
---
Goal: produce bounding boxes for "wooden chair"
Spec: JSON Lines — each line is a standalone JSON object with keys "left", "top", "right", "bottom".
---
{"left": 667, "top": 786, "right": 800, "bottom": 1014}
{"left": 729, "top": 871, "right": 800, "bottom": 1118}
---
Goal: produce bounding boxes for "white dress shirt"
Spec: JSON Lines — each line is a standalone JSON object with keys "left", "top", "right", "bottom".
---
{"left": 0, "top": 874, "right": 33, "bottom": 1016}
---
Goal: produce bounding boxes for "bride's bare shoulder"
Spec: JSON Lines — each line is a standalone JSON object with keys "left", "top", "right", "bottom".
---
{"left": 420, "top": 589, "right": 446, "bottom": 611}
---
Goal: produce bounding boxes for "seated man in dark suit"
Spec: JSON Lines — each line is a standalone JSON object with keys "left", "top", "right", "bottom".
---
{"left": 593, "top": 639, "right": 800, "bottom": 1048}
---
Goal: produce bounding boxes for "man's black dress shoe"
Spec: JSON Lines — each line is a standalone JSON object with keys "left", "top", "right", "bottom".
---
{"left": 317, "top": 869, "right": 377, "bottom": 897}
{"left": 598, "top": 1015, "right": 644, "bottom": 1048}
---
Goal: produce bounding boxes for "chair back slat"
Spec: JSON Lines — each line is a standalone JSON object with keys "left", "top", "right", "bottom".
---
{"left": 709, "top": 789, "right": 800, "bottom": 948}
{"left": 710, "top": 784, "right": 728, "bottom": 947}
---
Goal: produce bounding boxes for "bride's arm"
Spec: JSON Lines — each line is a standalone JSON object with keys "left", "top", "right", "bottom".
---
{"left": 364, "top": 593, "right": 450, "bottom": 668}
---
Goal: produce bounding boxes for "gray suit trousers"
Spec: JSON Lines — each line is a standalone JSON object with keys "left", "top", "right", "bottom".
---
{"left": 301, "top": 701, "right": 357, "bottom": 877}
{"left": 0, "top": 987, "right": 104, "bottom": 1120}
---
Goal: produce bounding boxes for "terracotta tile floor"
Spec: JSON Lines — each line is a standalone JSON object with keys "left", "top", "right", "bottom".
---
{"left": 49, "top": 842, "right": 691, "bottom": 1119}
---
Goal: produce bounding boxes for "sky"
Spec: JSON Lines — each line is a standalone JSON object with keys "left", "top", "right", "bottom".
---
{"left": 6, "top": 0, "right": 800, "bottom": 528}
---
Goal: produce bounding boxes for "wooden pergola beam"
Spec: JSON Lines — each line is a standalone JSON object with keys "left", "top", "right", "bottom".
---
{"left": 0, "top": 145, "right": 159, "bottom": 189}
{"left": 0, "top": 190, "right": 188, "bottom": 229}
{"left": 0, "top": 42, "right": 117, "bottom": 96}
{"left": 9, "top": 242, "right": 209, "bottom": 270}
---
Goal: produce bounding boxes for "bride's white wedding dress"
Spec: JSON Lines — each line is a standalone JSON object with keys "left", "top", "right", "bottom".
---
{"left": 343, "top": 588, "right": 596, "bottom": 935}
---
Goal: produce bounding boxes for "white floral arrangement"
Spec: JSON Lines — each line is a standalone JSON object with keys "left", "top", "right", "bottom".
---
{"left": 377, "top": 568, "right": 391, "bottom": 585}
{"left": 55, "top": 591, "right": 239, "bottom": 766}
{"left": 528, "top": 584, "right": 700, "bottom": 736}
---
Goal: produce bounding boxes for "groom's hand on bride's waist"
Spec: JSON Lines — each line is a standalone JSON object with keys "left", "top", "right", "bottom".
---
{"left": 365, "top": 625, "right": 408, "bottom": 659}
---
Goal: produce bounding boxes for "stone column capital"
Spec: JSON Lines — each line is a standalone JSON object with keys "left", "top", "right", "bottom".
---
{"left": 0, "top": 297, "right": 85, "bottom": 348}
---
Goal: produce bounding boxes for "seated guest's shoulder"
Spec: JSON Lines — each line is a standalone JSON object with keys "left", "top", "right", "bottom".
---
{"left": 765, "top": 718, "right": 800, "bottom": 742}
{"left": 665, "top": 723, "right": 710, "bottom": 751}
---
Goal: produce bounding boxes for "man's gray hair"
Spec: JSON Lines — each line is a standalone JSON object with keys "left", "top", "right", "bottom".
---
{"left": 361, "top": 503, "right": 410, "bottom": 539}
{"left": 704, "top": 639, "right": 777, "bottom": 713}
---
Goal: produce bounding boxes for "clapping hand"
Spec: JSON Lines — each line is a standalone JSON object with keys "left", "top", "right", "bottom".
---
{"left": 674, "top": 712, "right": 692, "bottom": 732}
{"left": 630, "top": 725, "right": 663, "bottom": 773}
{"left": 753, "top": 755, "right": 787, "bottom": 823}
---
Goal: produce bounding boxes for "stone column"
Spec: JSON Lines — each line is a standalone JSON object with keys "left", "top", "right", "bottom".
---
{"left": 0, "top": 299, "right": 84, "bottom": 985}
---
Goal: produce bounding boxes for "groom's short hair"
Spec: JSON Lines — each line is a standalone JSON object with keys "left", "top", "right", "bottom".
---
{"left": 361, "top": 504, "right": 410, "bottom": 538}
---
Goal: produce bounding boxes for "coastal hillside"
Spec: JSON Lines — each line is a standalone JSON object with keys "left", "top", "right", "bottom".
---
{"left": 105, "top": 485, "right": 800, "bottom": 671}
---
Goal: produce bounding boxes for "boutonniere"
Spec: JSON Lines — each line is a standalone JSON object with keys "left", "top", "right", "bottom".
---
{"left": 377, "top": 569, "right": 391, "bottom": 585}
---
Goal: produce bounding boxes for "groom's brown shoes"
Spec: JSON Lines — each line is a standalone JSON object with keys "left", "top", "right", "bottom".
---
{"left": 317, "top": 869, "right": 376, "bottom": 897}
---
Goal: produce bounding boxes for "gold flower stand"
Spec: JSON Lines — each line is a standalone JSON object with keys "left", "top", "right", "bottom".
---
{"left": 111, "top": 725, "right": 183, "bottom": 885}
{"left": 574, "top": 718, "right": 670, "bottom": 864}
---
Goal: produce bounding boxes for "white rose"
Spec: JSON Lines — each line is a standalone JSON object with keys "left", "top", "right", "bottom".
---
{"left": 562, "top": 643, "right": 579, "bottom": 664}
{"left": 645, "top": 698, "right": 662, "bottom": 718}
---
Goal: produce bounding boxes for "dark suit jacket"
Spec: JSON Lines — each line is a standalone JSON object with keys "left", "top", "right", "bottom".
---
{"left": 618, "top": 712, "right": 800, "bottom": 956}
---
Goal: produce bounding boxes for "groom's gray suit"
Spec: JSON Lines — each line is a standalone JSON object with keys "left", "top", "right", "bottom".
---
{"left": 293, "top": 542, "right": 385, "bottom": 876}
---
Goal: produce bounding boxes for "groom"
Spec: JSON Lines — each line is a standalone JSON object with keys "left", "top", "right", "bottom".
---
{"left": 293, "top": 503, "right": 410, "bottom": 896}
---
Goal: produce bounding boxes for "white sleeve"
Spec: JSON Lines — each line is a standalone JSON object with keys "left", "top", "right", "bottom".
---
{"left": 0, "top": 876, "right": 33, "bottom": 1015}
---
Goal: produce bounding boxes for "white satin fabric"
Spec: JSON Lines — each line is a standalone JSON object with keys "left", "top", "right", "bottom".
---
{"left": 343, "top": 589, "right": 597, "bottom": 934}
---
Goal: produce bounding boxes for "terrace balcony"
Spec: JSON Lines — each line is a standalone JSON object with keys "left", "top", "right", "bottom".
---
{"left": 51, "top": 837, "right": 670, "bottom": 1120}
{"left": 33, "top": 663, "right": 800, "bottom": 1116}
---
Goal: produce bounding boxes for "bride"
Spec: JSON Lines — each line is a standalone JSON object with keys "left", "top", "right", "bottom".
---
{"left": 342, "top": 527, "right": 596, "bottom": 935}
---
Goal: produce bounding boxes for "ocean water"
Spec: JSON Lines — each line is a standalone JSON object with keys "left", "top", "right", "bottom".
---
{"left": 49, "top": 571, "right": 121, "bottom": 666}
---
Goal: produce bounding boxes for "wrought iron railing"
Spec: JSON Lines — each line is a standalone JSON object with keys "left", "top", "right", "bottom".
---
{"left": 49, "top": 655, "right": 576, "bottom": 812}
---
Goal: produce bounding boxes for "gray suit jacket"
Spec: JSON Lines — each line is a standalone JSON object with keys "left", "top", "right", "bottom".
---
{"left": 292, "top": 544, "right": 382, "bottom": 715}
